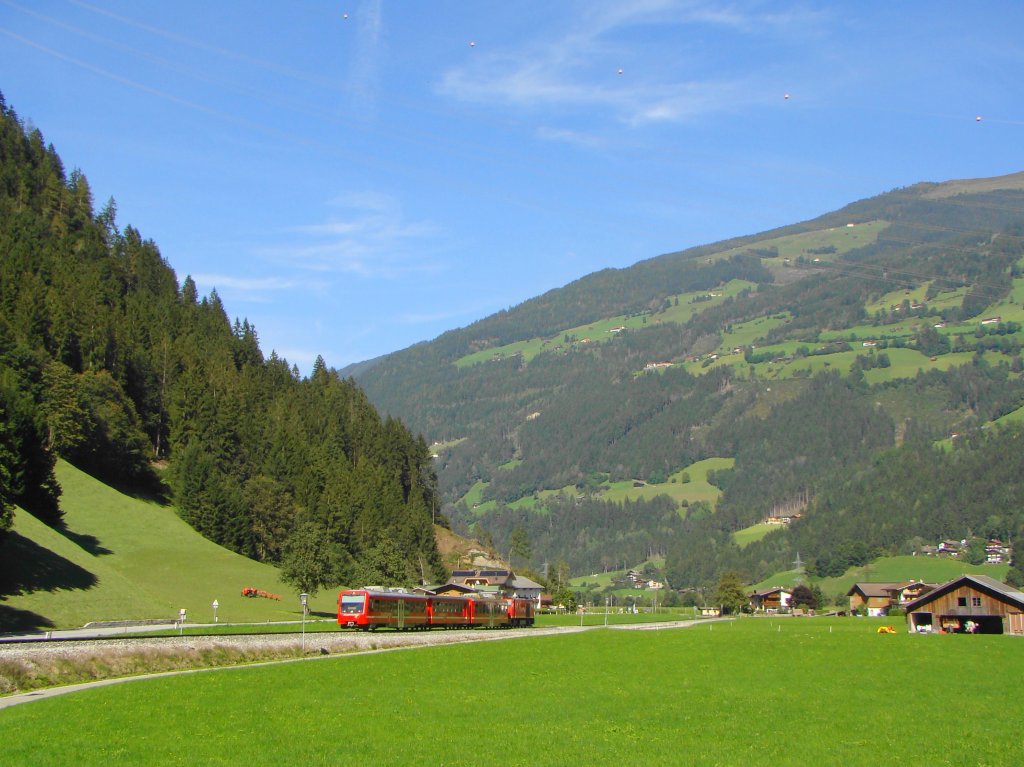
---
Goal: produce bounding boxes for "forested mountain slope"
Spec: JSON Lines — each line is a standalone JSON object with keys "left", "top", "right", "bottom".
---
{"left": 353, "top": 172, "right": 1024, "bottom": 586}
{"left": 0, "top": 92, "right": 446, "bottom": 593}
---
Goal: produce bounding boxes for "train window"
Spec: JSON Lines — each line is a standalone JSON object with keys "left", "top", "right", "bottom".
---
{"left": 340, "top": 594, "right": 365, "bottom": 614}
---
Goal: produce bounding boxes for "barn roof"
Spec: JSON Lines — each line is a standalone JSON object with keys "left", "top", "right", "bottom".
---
{"left": 846, "top": 582, "right": 905, "bottom": 598}
{"left": 509, "top": 575, "right": 543, "bottom": 590}
{"left": 903, "top": 574, "right": 1024, "bottom": 612}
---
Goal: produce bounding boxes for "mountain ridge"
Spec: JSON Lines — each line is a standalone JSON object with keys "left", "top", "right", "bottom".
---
{"left": 351, "top": 172, "right": 1024, "bottom": 588}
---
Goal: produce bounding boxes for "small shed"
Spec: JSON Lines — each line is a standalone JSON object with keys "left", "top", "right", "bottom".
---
{"left": 903, "top": 574, "right": 1024, "bottom": 635}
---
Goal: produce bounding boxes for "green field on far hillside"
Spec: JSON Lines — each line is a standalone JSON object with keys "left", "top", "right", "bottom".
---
{"left": 0, "top": 462, "right": 335, "bottom": 632}
{"left": 712, "top": 220, "right": 890, "bottom": 266}
{"left": 598, "top": 457, "right": 732, "bottom": 509}
{"left": 732, "top": 522, "right": 779, "bottom": 548}
{"left": 460, "top": 458, "right": 732, "bottom": 515}
{"left": 455, "top": 280, "right": 755, "bottom": 369}
{"left": 863, "top": 283, "right": 968, "bottom": 316}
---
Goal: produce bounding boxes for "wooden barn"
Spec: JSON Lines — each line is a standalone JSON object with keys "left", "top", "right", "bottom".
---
{"left": 903, "top": 574, "right": 1024, "bottom": 635}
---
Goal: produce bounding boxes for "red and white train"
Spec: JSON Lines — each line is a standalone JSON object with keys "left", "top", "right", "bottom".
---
{"left": 338, "top": 588, "right": 535, "bottom": 631}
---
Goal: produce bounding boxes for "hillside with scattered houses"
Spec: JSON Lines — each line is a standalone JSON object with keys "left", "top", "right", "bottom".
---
{"left": 352, "top": 174, "right": 1024, "bottom": 590}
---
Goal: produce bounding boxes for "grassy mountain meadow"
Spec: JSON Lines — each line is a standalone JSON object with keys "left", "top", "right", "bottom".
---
{"left": 351, "top": 172, "right": 1024, "bottom": 590}
{"left": 0, "top": 462, "right": 336, "bottom": 632}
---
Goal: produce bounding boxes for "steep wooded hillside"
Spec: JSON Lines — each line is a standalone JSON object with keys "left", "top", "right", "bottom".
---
{"left": 352, "top": 172, "right": 1024, "bottom": 586}
{"left": 0, "top": 92, "right": 445, "bottom": 591}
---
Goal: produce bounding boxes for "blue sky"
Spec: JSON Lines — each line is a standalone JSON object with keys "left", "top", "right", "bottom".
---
{"left": 2, "top": 1, "right": 1021, "bottom": 372}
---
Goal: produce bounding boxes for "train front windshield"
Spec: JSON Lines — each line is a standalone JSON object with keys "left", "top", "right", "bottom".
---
{"left": 340, "top": 594, "right": 366, "bottom": 614}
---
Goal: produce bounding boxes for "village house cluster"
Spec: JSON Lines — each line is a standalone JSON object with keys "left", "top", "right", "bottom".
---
{"left": 625, "top": 569, "right": 665, "bottom": 590}
{"left": 914, "top": 537, "right": 1012, "bottom": 564}
{"left": 848, "top": 576, "right": 1024, "bottom": 635}
{"left": 427, "top": 569, "right": 550, "bottom": 608}
{"left": 749, "top": 576, "right": 1024, "bottom": 635}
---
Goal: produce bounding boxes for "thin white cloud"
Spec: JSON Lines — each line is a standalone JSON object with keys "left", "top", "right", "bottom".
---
{"left": 436, "top": 0, "right": 827, "bottom": 126}
{"left": 347, "top": 0, "right": 384, "bottom": 119}
{"left": 259, "top": 192, "right": 442, "bottom": 279}
{"left": 535, "top": 125, "right": 609, "bottom": 149}
{"left": 191, "top": 274, "right": 296, "bottom": 290}
{"left": 190, "top": 273, "right": 313, "bottom": 304}
{"left": 66, "top": 0, "right": 343, "bottom": 91}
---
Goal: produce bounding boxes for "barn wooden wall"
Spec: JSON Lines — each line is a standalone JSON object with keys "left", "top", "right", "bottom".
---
{"left": 907, "top": 584, "right": 1024, "bottom": 635}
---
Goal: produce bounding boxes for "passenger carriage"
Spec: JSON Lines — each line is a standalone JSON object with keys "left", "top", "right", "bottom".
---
{"left": 338, "top": 588, "right": 536, "bottom": 630}
{"left": 338, "top": 589, "right": 430, "bottom": 630}
{"left": 428, "top": 594, "right": 472, "bottom": 628}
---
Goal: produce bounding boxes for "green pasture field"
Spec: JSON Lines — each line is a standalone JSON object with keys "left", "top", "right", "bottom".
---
{"left": 570, "top": 570, "right": 619, "bottom": 590}
{"left": 978, "top": 296, "right": 1024, "bottom": 325}
{"left": 429, "top": 437, "right": 465, "bottom": 453}
{"left": 994, "top": 402, "right": 1024, "bottom": 425}
{"left": 818, "top": 322, "right": 916, "bottom": 342}
{"left": 814, "top": 556, "right": 1009, "bottom": 599}
{"left": 454, "top": 312, "right": 649, "bottom": 368}
{"left": 712, "top": 219, "right": 890, "bottom": 266}
{"left": 460, "top": 481, "right": 571, "bottom": 515}
{"left": 861, "top": 349, "right": 978, "bottom": 384}
{"left": 1012, "top": 261, "right": 1024, "bottom": 302}
{"left": 455, "top": 281, "right": 755, "bottom": 369}
{"left": 461, "top": 459, "right": 732, "bottom": 516}
{"left": 715, "top": 312, "right": 790, "bottom": 352}
{"left": 460, "top": 479, "right": 489, "bottom": 510}
{"left": 4, "top": 618, "right": 1021, "bottom": 766}
{"left": 692, "top": 343, "right": 993, "bottom": 385}
{"left": 753, "top": 555, "right": 1009, "bottom": 599}
{"left": 0, "top": 462, "right": 333, "bottom": 632}
{"left": 598, "top": 457, "right": 731, "bottom": 509}
{"left": 732, "top": 522, "right": 778, "bottom": 548}
{"left": 863, "top": 283, "right": 967, "bottom": 316}
{"left": 537, "top": 609, "right": 694, "bottom": 627}
{"left": 649, "top": 279, "right": 756, "bottom": 326}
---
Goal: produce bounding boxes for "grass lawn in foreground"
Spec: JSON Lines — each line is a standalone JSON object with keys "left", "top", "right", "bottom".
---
{"left": 3, "top": 618, "right": 1020, "bottom": 766}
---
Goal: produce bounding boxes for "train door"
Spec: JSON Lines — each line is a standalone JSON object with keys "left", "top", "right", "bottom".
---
{"left": 396, "top": 598, "right": 407, "bottom": 629}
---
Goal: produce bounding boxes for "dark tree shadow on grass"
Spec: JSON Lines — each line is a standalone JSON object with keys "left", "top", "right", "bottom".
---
{"left": 55, "top": 525, "right": 113, "bottom": 556}
{"left": 0, "top": 532, "right": 98, "bottom": 597}
{"left": 70, "top": 460, "right": 172, "bottom": 506}
{"left": 0, "top": 604, "right": 55, "bottom": 633}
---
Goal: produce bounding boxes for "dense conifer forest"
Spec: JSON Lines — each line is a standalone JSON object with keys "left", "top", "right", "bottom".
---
{"left": 0, "top": 93, "right": 446, "bottom": 589}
